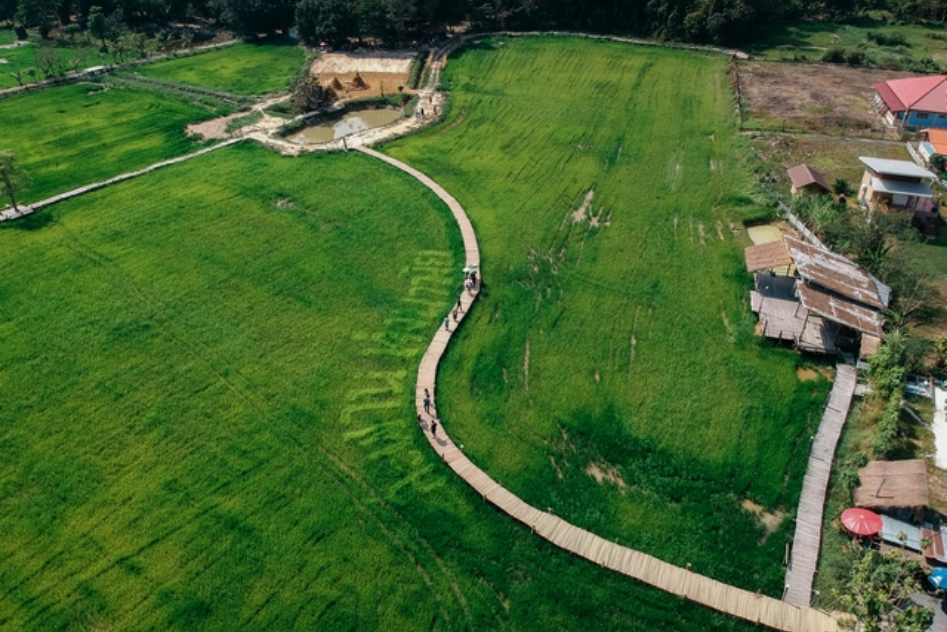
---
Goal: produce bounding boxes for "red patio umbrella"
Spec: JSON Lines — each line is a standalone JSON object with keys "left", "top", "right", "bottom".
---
{"left": 841, "top": 508, "right": 883, "bottom": 537}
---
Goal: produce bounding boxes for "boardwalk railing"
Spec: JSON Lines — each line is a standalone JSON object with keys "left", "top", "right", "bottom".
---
{"left": 357, "top": 146, "right": 841, "bottom": 632}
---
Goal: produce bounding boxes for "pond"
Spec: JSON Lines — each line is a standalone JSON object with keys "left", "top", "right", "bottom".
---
{"left": 290, "top": 108, "right": 402, "bottom": 144}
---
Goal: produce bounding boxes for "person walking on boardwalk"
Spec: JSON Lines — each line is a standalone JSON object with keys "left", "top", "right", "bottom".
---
{"left": 452, "top": 307, "right": 459, "bottom": 322}
{"left": 443, "top": 316, "right": 450, "bottom": 331}
{"left": 423, "top": 393, "right": 431, "bottom": 413}
{"left": 430, "top": 419, "right": 438, "bottom": 437}
{"left": 417, "top": 413, "right": 424, "bottom": 427}
{"left": 465, "top": 279, "right": 473, "bottom": 294}
{"left": 455, "top": 296, "right": 463, "bottom": 313}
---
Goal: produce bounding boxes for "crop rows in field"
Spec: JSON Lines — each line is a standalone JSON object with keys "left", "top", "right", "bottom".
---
{"left": 386, "top": 36, "right": 829, "bottom": 595}
{"left": 0, "top": 82, "right": 225, "bottom": 204}
{"left": 0, "top": 143, "right": 762, "bottom": 631}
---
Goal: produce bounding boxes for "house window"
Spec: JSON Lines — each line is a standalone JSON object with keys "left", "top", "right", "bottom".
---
{"left": 916, "top": 112, "right": 931, "bottom": 120}
{"left": 939, "top": 115, "right": 947, "bottom": 120}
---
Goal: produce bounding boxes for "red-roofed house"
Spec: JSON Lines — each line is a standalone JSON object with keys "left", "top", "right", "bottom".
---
{"left": 873, "top": 75, "right": 947, "bottom": 130}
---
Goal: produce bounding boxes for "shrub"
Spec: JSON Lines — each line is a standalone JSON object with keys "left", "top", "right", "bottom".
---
{"left": 844, "top": 49, "right": 867, "bottom": 66}
{"left": 832, "top": 178, "right": 855, "bottom": 197}
{"left": 407, "top": 53, "right": 424, "bottom": 90}
{"left": 870, "top": 395, "right": 901, "bottom": 458}
{"left": 867, "top": 31, "right": 909, "bottom": 47}
{"left": 868, "top": 343, "right": 906, "bottom": 400}
{"left": 822, "top": 48, "right": 846, "bottom": 63}
{"left": 903, "top": 55, "right": 941, "bottom": 73}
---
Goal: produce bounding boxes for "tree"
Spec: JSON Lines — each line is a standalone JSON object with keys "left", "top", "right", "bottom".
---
{"left": 217, "top": 0, "right": 295, "bottom": 37}
{"left": 16, "top": 0, "right": 59, "bottom": 38}
{"left": 0, "top": 150, "right": 32, "bottom": 213}
{"left": 291, "top": 73, "right": 328, "bottom": 111}
{"left": 836, "top": 548, "right": 932, "bottom": 632}
{"left": 88, "top": 5, "right": 110, "bottom": 50}
{"left": 296, "top": 0, "right": 357, "bottom": 45}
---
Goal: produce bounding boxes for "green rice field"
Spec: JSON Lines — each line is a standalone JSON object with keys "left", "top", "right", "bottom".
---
{"left": 0, "top": 143, "right": 759, "bottom": 631}
{"left": 135, "top": 43, "right": 305, "bottom": 95}
{"left": 386, "top": 35, "right": 830, "bottom": 594}
{"left": 0, "top": 83, "right": 223, "bottom": 203}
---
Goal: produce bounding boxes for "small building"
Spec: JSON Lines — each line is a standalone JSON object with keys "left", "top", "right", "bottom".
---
{"left": 918, "top": 127, "right": 947, "bottom": 163}
{"left": 745, "top": 236, "right": 889, "bottom": 357}
{"left": 855, "top": 459, "right": 929, "bottom": 522}
{"left": 858, "top": 156, "right": 935, "bottom": 215}
{"left": 873, "top": 75, "right": 947, "bottom": 131}
{"left": 787, "top": 164, "right": 831, "bottom": 196}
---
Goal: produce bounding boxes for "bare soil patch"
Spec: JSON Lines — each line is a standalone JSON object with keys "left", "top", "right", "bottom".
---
{"left": 741, "top": 499, "right": 786, "bottom": 541}
{"left": 797, "top": 366, "right": 834, "bottom": 381}
{"left": 585, "top": 461, "right": 626, "bottom": 491}
{"left": 739, "top": 61, "right": 915, "bottom": 136}
{"left": 311, "top": 51, "right": 415, "bottom": 99}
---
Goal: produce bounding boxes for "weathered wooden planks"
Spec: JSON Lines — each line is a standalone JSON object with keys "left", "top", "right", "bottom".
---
{"left": 783, "top": 364, "right": 857, "bottom": 607}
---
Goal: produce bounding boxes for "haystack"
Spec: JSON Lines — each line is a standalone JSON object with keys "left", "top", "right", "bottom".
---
{"left": 329, "top": 76, "right": 343, "bottom": 90}
{"left": 350, "top": 71, "right": 368, "bottom": 90}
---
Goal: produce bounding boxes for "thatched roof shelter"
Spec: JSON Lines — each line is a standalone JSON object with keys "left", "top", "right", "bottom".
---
{"left": 855, "top": 460, "right": 928, "bottom": 512}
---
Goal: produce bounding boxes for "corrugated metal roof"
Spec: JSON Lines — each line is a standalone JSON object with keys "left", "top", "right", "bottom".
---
{"left": 787, "top": 164, "right": 831, "bottom": 191}
{"left": 785, "top": 237, "right": 889, "bottom": 309}
{"left": 869, "top": 175, "right": 934, "bottom": 197}
{"left": 745, "top": 240, "right": 793, "bottom": 272}
{"left": 797, "top": 283, "right": 885, "bottom": 336}
{"left": 860, "top": 156, "right": 935, "bottom": 179}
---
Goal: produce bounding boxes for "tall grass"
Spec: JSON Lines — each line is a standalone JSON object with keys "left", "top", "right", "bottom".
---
{"left": 135, "top": 43, "right": 305, "bottom": 95}
{"left": 0, "top": 143, "right": 761, "bottom": 631}
{"left": 385, "top": 36, "right": 830, "bottom": 594}
{"left": 0, "top": 83, "right": 221, "bottom": 204}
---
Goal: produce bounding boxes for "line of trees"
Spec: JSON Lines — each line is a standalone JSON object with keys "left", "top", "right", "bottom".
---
{"left": 8, "top": 0, "right": 947, "bottom": 48}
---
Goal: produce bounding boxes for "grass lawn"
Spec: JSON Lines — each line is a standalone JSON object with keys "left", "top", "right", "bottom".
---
{"left": 0, "top": 143, "right": 759, "bottom": 632}
{"left": 135, "top": 43, "right": 305, "bottom": 95}
{"left": 0, "top": 82, "right": 225, "bottom": 204}
{"left": 386, "top": 35, "right": 830, "bottom": 595}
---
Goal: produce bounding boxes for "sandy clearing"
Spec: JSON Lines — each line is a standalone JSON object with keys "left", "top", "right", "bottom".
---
{"left": 311, "top": 51, "right": 415, "bottom": 75}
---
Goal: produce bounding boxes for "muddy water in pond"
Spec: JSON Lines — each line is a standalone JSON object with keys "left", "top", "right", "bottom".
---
{"left": 291, "top": 109, "right": 402, "bottom": 144}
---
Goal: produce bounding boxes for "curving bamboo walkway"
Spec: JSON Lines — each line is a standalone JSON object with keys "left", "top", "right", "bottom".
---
{"left": 357, "top": 146, "right": 840, "bottom": 632}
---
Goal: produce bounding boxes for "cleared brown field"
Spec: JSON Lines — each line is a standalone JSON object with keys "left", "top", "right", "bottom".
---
{"left": 739, "top": 61, "right": 915, "bottom": 136}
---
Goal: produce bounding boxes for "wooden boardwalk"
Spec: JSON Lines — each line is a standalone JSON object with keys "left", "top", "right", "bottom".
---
{"left": 784, "top": 364, "right": 858, "bottom": 607}
{"left": 359, "top": 146, "right": 840, "bottom": 632}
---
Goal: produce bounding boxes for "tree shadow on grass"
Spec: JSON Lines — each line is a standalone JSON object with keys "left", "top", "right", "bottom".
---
{"left": 0, "top": 211, "right": 56, "bottom": 232}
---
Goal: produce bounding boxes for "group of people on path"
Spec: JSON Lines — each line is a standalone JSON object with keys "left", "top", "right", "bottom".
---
{"left": 419, "top": 388, "right": 439, "bottom": 438}
{"left": 428, "top": 265, "right": 480, "bottom": 438}
{"left": 414, "top": 95, "right": 440, "bottom": 120}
